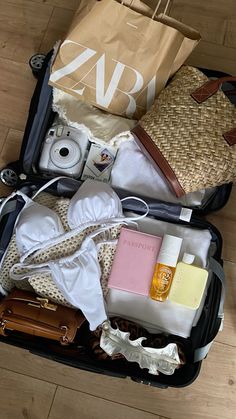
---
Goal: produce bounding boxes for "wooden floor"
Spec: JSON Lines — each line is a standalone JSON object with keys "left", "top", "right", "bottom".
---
{"left": 0, "top": 1, "right": 235, "bottom": 418}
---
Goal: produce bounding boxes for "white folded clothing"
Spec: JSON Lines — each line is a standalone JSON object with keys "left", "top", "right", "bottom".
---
{"left": 111, "top": 139, "right": 216, "bottom": 206}
{"left": 107, "top": 289, "right": 198, "bottom": 338}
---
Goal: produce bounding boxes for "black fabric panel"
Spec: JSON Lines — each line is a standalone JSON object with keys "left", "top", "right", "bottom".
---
{"left": 0, "top": 198, "right": 25, "bottom": 261}
{"left": 19, "top": 51, "right": 55, "bottom": 174}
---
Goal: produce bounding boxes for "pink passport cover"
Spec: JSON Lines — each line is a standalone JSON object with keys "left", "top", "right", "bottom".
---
{"left": 108, "top": 228, "right": 162, "bottom": 296}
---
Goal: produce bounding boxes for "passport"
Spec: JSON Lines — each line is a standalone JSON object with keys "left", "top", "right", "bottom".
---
{"left": 108, "top": 227, "right": 162, "bottom": 296}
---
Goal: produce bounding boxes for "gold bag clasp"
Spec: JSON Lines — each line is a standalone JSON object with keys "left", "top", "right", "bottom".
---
{"left": 28, "top": 297, "right": 57, "bottom": 311}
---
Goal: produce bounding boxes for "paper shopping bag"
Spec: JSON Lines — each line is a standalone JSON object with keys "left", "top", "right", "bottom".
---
{"left": 49, "top": 0, "right": 201, "bottom": 119}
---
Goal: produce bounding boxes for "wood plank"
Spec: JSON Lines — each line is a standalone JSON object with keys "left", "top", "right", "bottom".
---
{"left": 207, "top": 222, "right": 236, "bottom": 264}
{"left": 0, "top": 129, "right": 23, "bottom": 196}
{"left": 169, "top": 7, "right": 227, "bottom": 44}
{"left": 206, "top": 186, "right": 236, "bottom": 263}
{"left": 225, "top": 19, "right": 236, "bottom": 48}
{"left": 0, "top": 367, "right": 56, "bottom": 419}
{"left": 0, "top": 58, "right": 36, "bottom": 131}
{"left": 0, "top": 182, "right": 16, "bottom": 198}
{"left": 0, "top": 2, "right": 234, "bottom": 419}
{"left": 0, "top": 0, "right": 53, "bottom": 63}
{"left": 0, "top": 124, "right": 8, "bottom": 154}
{"left": 0, "top": 129, "right": 23, "bottom": 168}
{"left": 170, "top": 0, "right": 236, "bottom": 19}
{"left": 32, "top": 0, "right": 81, "bottom": 11}
{"left": 186, "top": 41, "right": 236, "bottom": 75}
{"left": 212, "top": 218, "right": 236, "bottom": 263}
{"left": 39, "top": 7, "right": 75, "bottom": 54}
{"left": 0, "top": 125, "right": 9, "bottom": 196}
{"left": 0, "top": 340, "right": 235, "bottom": 419}
{"left": 215, "top": 261, "right": 236, "bottom": 347}
{"left": 210, "top": 186, "right": 236, "bottom": 222}
{"left": 48, "top": 386, "right": 165, "bottom": 419}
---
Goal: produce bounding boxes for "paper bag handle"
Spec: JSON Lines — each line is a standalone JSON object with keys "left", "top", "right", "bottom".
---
{"left": 152, "top": 0, "right": 171, "bottom": 18}
{"left": 121, "top": 0, "right": 134, "bottom": 6}
{"left": 120, "top": 0, "right": 172, "bottom": 18}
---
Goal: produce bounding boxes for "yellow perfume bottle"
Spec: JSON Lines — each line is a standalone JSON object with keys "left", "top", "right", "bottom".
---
{"left": 169, "top": 253, "right": 209, "bottom": 309}
{"left": 150, "top": 234, "right": 182, "bottom": 302}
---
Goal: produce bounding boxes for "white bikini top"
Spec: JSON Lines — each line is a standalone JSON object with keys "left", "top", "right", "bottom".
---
{"left": 9, "top": 178, "right": 148, "bottom": 262}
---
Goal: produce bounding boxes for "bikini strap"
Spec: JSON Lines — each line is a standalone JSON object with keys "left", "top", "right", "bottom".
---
{"left": 0, "top": 177, "right": 63, "bottom": 218}
{"left": 120, "top": 196, "right": 149, "bottom": 220}
{"left": 10, "top": 262, "right": 50, "bottom": 281}
{"left": 32, "top": 176, "right": 80, "bottom": 199}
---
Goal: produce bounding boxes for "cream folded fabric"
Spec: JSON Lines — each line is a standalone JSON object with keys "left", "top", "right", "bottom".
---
{"left": 53, "top": 88, "right": 136, "bottom": 145}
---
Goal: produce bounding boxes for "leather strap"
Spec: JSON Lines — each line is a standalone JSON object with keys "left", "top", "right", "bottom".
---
{"left": 223, "top": 128, "right": 236, "bottom": 146}
{"left": 0, "top": 313, "right": 66, "bottom": 337}
{"left": 191, "top": 76, "right": 236, "bottom": 146}
{"left": 0, "top": 312, "right": 71, "bottom": 344}
{"left": 191, "top": 76, "right": 236, "bottom": 103}
{"left": 132, "top": 125, "right": 185, "bottom": 198}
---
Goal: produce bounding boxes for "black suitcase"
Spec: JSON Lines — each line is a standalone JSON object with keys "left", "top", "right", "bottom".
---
{"left": 0, "top": 50, "right": 234, "bottom": 389}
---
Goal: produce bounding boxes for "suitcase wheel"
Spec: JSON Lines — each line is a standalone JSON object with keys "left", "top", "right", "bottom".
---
{"left": 29, "top": 53, "right": 46, "bottom": 77}
{"left": 0, "top": 166, "right": 18, "bottom": 187}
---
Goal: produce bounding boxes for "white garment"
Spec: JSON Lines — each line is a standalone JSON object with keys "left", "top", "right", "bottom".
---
{"left": 133, "top": 214, "right": 212, "bottom": 268}
{"left": 10, "top": 178, "right": 149, "bottom": 330}
{"left": 68, "top": 179, "right": 123, "bottom": 229}
{"left": 15, "top": 179, "right": 145, "bottom": 262}
{"left": 15, "top": 199, "right": 64, "bottom": 259}
{"left": 107, "top": 290, "right": 198, "bottom": 338}
{"left": 49, "top": 237, "right": 106, "bottom": 330}
{"left": 111, "top": 139, "right": 216, "bottom": 206}
{"left": 11, "top": 235, "right": 107, "bottom": 331}
{"left": 107, "top": 213, "right": 212, "bottom": 337}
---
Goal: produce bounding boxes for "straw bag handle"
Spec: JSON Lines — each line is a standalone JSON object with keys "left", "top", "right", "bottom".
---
{"left": 120, "top": 0, "right": 172, "bottom": 18}
{"left": 191, "top": 76, "right": 236, "bottom": 146}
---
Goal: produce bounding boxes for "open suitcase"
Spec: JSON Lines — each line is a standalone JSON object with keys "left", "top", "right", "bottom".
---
{"left": 0, "top": 50, "right": 234, "bottom": 389}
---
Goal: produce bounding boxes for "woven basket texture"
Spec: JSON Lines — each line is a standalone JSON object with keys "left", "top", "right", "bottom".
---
{"left": 139, "top": 66, "right": 236, "bottom": 194}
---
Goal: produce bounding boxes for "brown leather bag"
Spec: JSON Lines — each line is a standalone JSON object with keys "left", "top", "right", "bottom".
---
{"left": 0, "top": 289, "right": 85, "bottom": 345}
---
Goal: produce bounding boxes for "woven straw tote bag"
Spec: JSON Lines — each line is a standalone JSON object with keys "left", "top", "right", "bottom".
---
{"left": 132, "top": 66, "right": 236, "bottom": 197}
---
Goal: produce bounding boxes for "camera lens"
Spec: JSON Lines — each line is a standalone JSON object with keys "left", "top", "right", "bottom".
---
{"left": 59, "top": 147, "right": 69, "bottom": 157}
